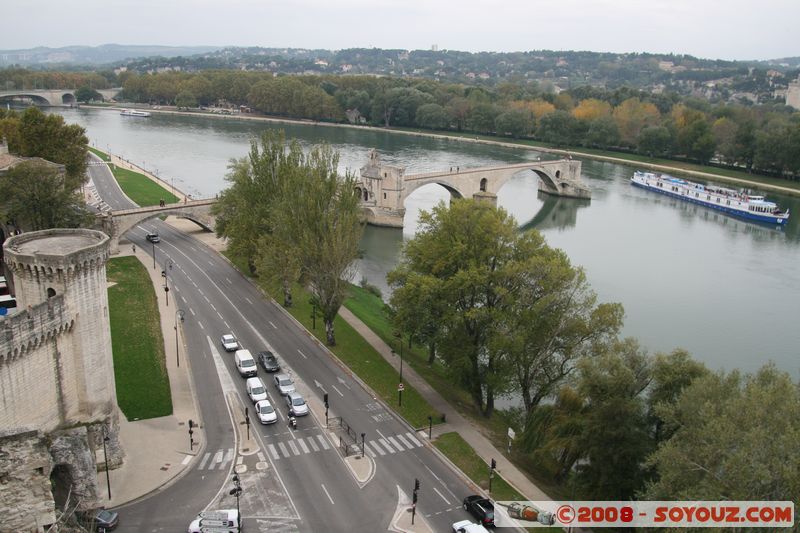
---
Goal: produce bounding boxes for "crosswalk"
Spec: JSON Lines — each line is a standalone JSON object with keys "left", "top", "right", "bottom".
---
{"left": 196, "top": 447, "right": 235, "bottom": 470}
{"left": 193, "top": 431, "right": 424, "bottom": 468}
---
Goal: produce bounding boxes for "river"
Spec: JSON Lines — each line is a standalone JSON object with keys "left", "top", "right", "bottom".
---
{"left": 54, "top": 108, "right": 800, "bottom": 377}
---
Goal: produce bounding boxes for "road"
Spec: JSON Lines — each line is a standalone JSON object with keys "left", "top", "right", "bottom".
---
{"left": 90, "top": 155, "right": 477, "bottom": 532}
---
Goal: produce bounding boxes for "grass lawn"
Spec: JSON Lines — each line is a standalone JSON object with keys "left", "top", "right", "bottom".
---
{"left": 88, "top": 147, "right": 110, "bottom": 161}
{"left": 435, "top": 431, "right": 524, "bottom": 501}
{"left": 107, "top": 257, "right": 172, "bottom": 420}
{"left": 110, "top": 165, "right": 179, "bottom": 207}
{"left": 222, "top": 252, "right": 438, "bottom": 428}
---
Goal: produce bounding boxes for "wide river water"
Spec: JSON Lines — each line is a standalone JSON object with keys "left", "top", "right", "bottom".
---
{"left": 54, "top": 108, "right": 800, "bottom": 378}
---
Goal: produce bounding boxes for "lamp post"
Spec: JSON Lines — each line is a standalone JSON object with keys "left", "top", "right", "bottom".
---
{"left": 102, "top": 426, "right": 111, "bottom": 500}
{"left": 230, "top": 474, "right": 242, "bottom": 525}
{"left": 162, "top": 259, "right": 172, "bottom": 306}
{"left": 393, "top": 331, "right": 404, "bottom": 406}
{"left": 175, "top": 308, "right": 185, "bottom": 367}
{"left": 151, "top": 240, "right": 156, "bottom": 269}
{"left": 361, "top": 432, "right": 366, "bottom": 458}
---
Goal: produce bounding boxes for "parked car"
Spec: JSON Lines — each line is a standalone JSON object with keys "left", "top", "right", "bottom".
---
{"left": 94, "top": 508, "right": 119, "bottom": 531}
{"left": 220, "top": 334, "right": 239, "bottom": 352}
{"left": 451, "top": 519, "right": 489, "bottom": 533}
{"left": 145, "top": 232, "right": 160, "bottom": 243}
{"left": 257, "top": 350, "right": 280, "bottom": 372}
{"left": 285, "top": 391, "right": 309, "bottom": 416}
{"left": 246, "top": 377, "right": 268, "bottom": 403}
{"left": 254, "top": 399, "right": 277, "bottom": 424}
{"left": 463, "top": 496, "right": 495, "bottom": 528}
{"left": 273, "top": 373, "right": 295, "bottom": 396}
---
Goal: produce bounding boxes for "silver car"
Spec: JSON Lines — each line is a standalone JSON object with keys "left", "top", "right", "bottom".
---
{"left": 220, "top": 334, "right": 239, "bottom": 352}
{"left": 285, "top": 392, "right": 309, "bottom": 416}
{"left": 273, "top": 373, "right": 295, "bottom": 395}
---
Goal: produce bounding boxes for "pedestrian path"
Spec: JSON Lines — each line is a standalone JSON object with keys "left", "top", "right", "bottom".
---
{"left": 363, "top": 431, "right": 423, "bottom": 457}
{"left": 194, "top": 447, "right": 235, "bottom": 471}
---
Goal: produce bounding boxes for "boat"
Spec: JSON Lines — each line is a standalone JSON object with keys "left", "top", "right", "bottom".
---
{"left": 631, "top": 171, "right": 789, "bottom": 226}
{"left": 120, "top": 109, "right": 151, "bottom": 117}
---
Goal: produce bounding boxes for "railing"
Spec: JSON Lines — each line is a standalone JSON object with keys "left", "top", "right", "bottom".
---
{"left": 328, "top": 416, "right": 361, "bottom": 457}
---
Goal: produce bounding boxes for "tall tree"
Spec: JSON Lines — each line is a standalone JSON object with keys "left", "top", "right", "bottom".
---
{"left": 0, "top": 161, "right": 93, "bottom": 231}
{"left": 643, "top": 364, "right": 800, "bottom": 501}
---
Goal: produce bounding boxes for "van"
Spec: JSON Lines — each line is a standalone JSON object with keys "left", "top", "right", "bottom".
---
{"left": 187, "top": 509, "right": 241, "bottom": 533}
{"left": 246, "top": 377, "right": 268, "bottom": 403}
{"left": 234, "top": 349, "right": 257, "bottom": 378}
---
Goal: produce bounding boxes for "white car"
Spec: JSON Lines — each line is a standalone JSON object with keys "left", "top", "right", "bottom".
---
{"left": 285, "top": 392, "right": 309, "bottom": 416}
{"left": 254, "top": 400, "right": 277, "bottom": 424}
{"left": 246, "top": 377, "right": 268, "bottom": 403}
{"left": 273, "top": 373, "right": 295, "bottom": 395}
{"left": 220, "top": 334, "right": 239, "bottom": 352}
{"left": 451, "top": 520, "right": 489, "bottom": 533}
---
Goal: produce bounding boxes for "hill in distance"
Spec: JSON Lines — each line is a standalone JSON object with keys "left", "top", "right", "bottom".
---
{"left": 0, "top": 44, "right": 221, "bottom": 67}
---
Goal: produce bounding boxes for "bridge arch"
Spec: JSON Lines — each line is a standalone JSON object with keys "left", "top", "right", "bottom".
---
{"left": 0, "top": 93, "right": 52, "bottom": 106}
{"left": 61, "top": 93, "right": 75, "bottom": 105}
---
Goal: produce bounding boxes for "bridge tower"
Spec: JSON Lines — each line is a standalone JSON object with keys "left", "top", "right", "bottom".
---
{"left": 356, "top": 149, "right": 407, "bottom": 227}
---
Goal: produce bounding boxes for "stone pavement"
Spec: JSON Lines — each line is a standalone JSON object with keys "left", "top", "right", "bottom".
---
{"left": 104, "top": 245, "right": 202, "bottom": 508}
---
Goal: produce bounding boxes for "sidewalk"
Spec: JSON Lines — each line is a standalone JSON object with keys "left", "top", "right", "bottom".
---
{"left": 104, "top": 245, "right": 202, "bottom": 508}
{"left": 338, "top": 306, "right": 553, "bottom": 502}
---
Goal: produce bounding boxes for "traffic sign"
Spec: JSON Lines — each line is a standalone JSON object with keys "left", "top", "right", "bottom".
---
{"left": 398, "top": 383, "right": 405, "bottom": 392}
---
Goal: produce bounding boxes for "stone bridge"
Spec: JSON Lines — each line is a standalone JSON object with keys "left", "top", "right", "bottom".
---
{"left": 99, "top": 198, "right": 216, "bottom": 253}
{"left": 355, "top": 150, "right": 590, "bottom": 227}
{"left": 0, "top": 88, "right": 121, "bottom": 106}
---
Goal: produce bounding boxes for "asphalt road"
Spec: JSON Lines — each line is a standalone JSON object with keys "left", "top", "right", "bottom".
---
{"left": 91, "top": 156, "right": 478, "bottom": 532}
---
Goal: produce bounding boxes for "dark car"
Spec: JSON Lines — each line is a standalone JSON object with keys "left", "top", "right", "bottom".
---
{"left": 463, "top": 495, "right": 494, "bottom": 528}
{"left": 94, "top": 508, "right": 119, "bottom": 531}
{"left": 145, "top": 232, "right": 160, "bottom": 243}
{"left": 258, "top": 350, "right": 280, "bottom": 372}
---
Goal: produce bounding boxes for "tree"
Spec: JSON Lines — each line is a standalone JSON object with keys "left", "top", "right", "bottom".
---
{"left": 279, "top": 144, "right": 363, "bottom": 345}
{"left": 175, "top": 90, "right": 197, "bottom": 109}
{"left": 637, "top": 125, "right": 674, "bottom": 157}
{"left": 74, "top": 86, "right": 102, "bottom": 103}
{"left": 646, "top": 349, "right": 708, "bottom": 443}
{"left": 466, "top": 103, "right": 499, "bottom": 134}
{"left": 643, "top": 364, "right": 800, "bottom": 502}
{"left": 536, "top": 110, "right": 580, "bottom": 146}
{"left": 12, "top": 107, "right": 88, "bottom": 189}
{"left": 0, "top": 161, "right": 93, "bottom": 231}
{"left": 584, "top": 116, "right": 620, "bottom": 148}
{"left": 571, "top": 98, "right": 612, "bottom": 121}
{"left": 494, "top": 109, "right": 531, "bottom": 138}
{"left": 415, "top": 103, "right": 450, "bottom": 130}
{"left": 613, "top": 98, "right": 661, "bottom": 146}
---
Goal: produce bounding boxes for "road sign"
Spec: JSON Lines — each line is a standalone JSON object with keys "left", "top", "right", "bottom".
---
{"left": 507, "top": 427, "right": 516, "bottom": 440}
{"left": 398, "top": 383, "right": 405, "bottom": 392}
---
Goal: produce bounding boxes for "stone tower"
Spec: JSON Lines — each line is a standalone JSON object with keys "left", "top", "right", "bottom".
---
{"left": 0, "top": 228, "right": 123, "bottom": 532}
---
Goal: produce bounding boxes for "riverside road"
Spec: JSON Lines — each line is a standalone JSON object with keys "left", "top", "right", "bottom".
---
{"left": 89, "top": 156, "right": 479, "bottom": 531}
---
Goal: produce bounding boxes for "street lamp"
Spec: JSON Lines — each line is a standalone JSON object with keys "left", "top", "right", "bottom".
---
{"left": 151, "top": 239, "right": 156, "bottom": 269}
{"left": 102, "top": 426, "right": 111, "bottom": 500}
{"left": 229, "top": 474, "right": 242, "bottom": 525}
{"left": 393, "top": 331, "right": 404, "bottom": 406}
{"left": 175, "top": 308, "right": 185, "bottom": 367}
{"left": 162, "top": 259, "right": 172, "bottom": 306}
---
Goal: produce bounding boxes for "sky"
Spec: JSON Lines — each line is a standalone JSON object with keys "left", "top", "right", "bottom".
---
{"left": 3, "top": 0, "right": 798, "bottom": 61}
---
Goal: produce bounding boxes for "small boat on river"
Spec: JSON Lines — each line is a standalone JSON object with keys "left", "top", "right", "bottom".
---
{"left": 120, "top": 109, "right": 151, "bottom": 117}
{"left": 631, "top": 171, "right": 789, "bottom": 226}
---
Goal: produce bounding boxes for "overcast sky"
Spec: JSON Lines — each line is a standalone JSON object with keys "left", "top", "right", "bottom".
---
{"left": 4, "top": 0, "right": 798, "bottom": 61}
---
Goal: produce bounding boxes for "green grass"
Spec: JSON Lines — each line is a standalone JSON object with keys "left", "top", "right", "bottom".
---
{"left": 107, "top": 257, "right": 172, "bottom": 420}
{"left": 110, "top": 165, "right": 179, "bottom": 206}
{"left": 435, "top": 431, "right": 524, "bottom": 501}
{"left": 222, "top": 252, "right": 438, "bottom": 428}
{"left": 88, "top": 146, "right": 110, "bottom": 161}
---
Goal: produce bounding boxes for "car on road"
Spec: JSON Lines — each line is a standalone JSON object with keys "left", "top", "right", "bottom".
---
{"left": 285, "top": 391, "right": 309, "bottom": 416}
{"left": 254, "top": 399, "right": 278, "bottom": 424}
{"left": 273, "top": 373, "right": 295, "bottom": 395}
{"left": 463, "top": 496, "right": 495, "bottom": 528}
{"left": 145, "top": 232, "right": 160, "bottom": 243}
{"left": 234, "top": 349, "right": 258, "bottom": 378}
{"left": 451, "top": 519, "right": 489, "bottom": 533}
{"left": 220, "top": 334, "right": 239, "bottom": 352}
{"left": 93, "top": 508, "right": 119, "bottom": 530}
{"left": 257, "top": 350, "right": 280, "bottom": 372}
{"left": 246, "top": 377, "right": 268, "bottom": 403}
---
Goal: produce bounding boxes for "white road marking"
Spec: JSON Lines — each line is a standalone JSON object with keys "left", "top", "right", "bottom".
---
{"left": 226, "top": 277, "right": 232, "bottom": 284}
{"left": 257, "top": 452, "right": 265, "bottom": 462}
{"left": 198, "top": 322, "right": 205, "bottom": 330}
{"left": 379, "top": 438, "right": 395, "bottom": 453}
{"left": 321, "top": 484, "right": 335, "bottom": 505}
{"left": 387, "top": 435, "right": 403, "bottom": 450}
{"left": 268, "top": 444, "right": 279, "bottom": 460}
{"left": 198, "top": 453, "right": 211, "bottom": 469}
{"left": 405, "top": 432, "right": 422, "bottom": 447}
{"left": 396, "top": 433, "right": 414, "bottom": 449}
{"left": 181, "top": 454, "right": 192, "bottom": 465}
{"left": 367, "top": 441, "right": 386, "bottom": 456}
{"left": 212, "top": 450, "right": 223, "bottom": 466}
{"left": 331, "top": 385, "right": 344, "bottom": 397}
{"left": 297, "top": 438, "right": 310, "bottom": 454}
{"left": 269, "top": 321, "right": 277, "bottom": 329}
{"left": 308, "top": 437, "right": 319, "bottom": 452}
{"left": 433, "top": 487, "right": 451, "bottom": 505}
{"left": 287, "top": 440, "right": 300, "bottom": 456}
{"left": 190, "top": 308, "right": 196, "bottom": 316}
{"left": 297, "top": 349, "right": 308, "bottom": 359}
{"left": 278, "top": 442, "right": 289, "bottom": 457}
{"left": 217, "top": 312, "right": 224, "bottom": 320}
{"left": 316, "top": 435, "right": 330, "bottom": 450}
{"left": 245, "top": 297, "right": 253, "bottom": 304}
{"left": 208, "top": 261, "right": 214, "bottom": 266}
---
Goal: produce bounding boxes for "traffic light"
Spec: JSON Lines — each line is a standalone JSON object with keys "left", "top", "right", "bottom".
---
{"left": 188, "top": 419, "right": 194, "bottom": 429}
{"left": 324, "top": 393, "right": 329, "bottom": 408}
{"left": 414, "top": 478, "right": 420, "bottom": 492}
{"left": 413, "top": 490, "right": 418, "bottom": 504}
{"left": 490, "top": 458, "right": 496, "bottom": 470}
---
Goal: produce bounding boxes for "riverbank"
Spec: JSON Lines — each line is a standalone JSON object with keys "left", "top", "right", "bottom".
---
{"left": 87, "top": 103, "right": 800, "bottom": 198}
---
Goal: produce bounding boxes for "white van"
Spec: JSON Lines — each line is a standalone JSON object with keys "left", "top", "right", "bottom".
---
{"left": 246, "top": 377, "right": 268, "bottom": 403}
{"left": 234, "top": 349, "right": 257, "bottom": 378}
{"left": 187, "top": 509, "right": 241, "bottom": 533}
